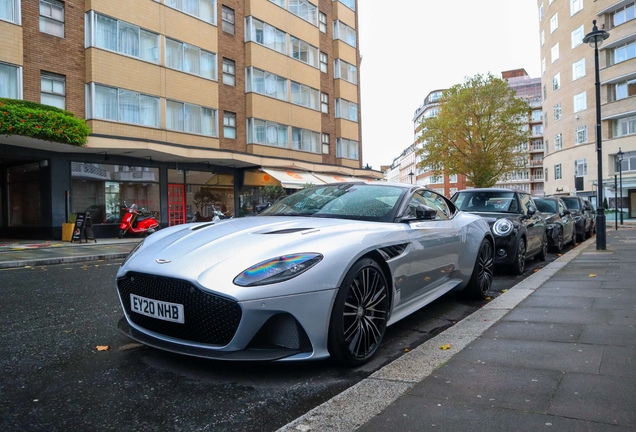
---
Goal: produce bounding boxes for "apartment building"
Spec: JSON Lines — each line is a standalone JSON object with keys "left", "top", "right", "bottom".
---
{"left": 539, "top": 0, "right": 636, "bottom": 215}
{"left": 0, "top": 0, "right": 377, "bottom": 239}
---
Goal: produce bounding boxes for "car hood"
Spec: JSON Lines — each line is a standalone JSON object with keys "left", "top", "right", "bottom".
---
{"left": 117, "top": 216, "right": 405, "bottom": 300}
{"left": 461, "top": 211, "right": 523, "bottom": 226}
{"left": 542, "top": 213, "right": 559, "bottom": 224}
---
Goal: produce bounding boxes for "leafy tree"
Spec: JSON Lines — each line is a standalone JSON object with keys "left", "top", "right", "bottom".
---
{"left": 261, "top": 185, "right": 286, "bottom": 202}
{"left": 416, "top": 73, "right": 531, "bottom": 188}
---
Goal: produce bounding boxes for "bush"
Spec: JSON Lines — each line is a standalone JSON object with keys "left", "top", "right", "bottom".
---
{"left": 0, "top": 98, "right": 90, "bottom": 146}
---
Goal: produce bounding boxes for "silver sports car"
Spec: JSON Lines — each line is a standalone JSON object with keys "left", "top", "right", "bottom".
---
{"left": 116, "top": 183, "right": 494, "bottom": 366}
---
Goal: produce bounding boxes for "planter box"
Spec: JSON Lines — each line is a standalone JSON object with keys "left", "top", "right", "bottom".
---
{"left": 62, "top": 223, "right": 74, "bottom": 242}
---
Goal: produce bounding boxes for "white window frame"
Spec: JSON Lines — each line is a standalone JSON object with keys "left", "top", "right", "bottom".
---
{"left": 575, "top": 158, "right": 587, "bottom": 177}
{"left": 555, "top": 163, "right": 562, "bottom": 180}
{"left": 320, "top": 92, "right": 328, "bottom": 113}
{"left": 615, "top": 78, "right": 636, "bottom": 100}
{"left": 86, "top": 82, "right": 160, "bottom": 128}
{"left": 333, "top": 20, "right": 356, "bottom": 47}
{"left": 165, "top": 37, "right": 217, "bottom": 80}
{"left": 292, "top": 127, "right": 320, "bottom": 153}
{"left": 247, "top": 117, "right": 289, "bottom": 148}
{"left": 223, "top": 111, "right": 236, "bottom": 138}
{"left": 571, "top": 25, "right": 584, "bottom": 48}
{"left": 541, "top": 30, "right": 545, "bottom": 46}
{"left": 555, "top": 133, "right": 562, "bottom": 150}
{"left": 551, "top": 43, "right": 560, "bottom": 63}
{"left": 319, "top": 11, "right": 326, "bottom": 33}
{"left": 40, "top": 0, "right": 64, "bottom": 37}
{"left": 165, "top": 99, "right": 217, "bottom": 136}
{"left": 570, "top": 0, "right": 583, "bottom": 16}
{"left": 40, "top": 72, "right": 65, "bottom": 109}
{"left": 612, "top": 115, "right": 636, "bottom": 137}
{"left": 334, "top": 58, "right": 358, "bottom": 84}
{"left": 290, "top": 81, "right": 319, "bottom": 110}
{"left": 289, "top": 0, "right": 318, "bottom": 26}
{"left": 222, "top": 5, "right": 234, "bottom": 34}
{"left": 335, "top": 98, "right": 358, "bottom": 122}
{"left": 0, "top": 0, "right": 21, "bottom": 25}
{"left": 321, "top": 133, "right": 329, "bottom": 154}
{"left": 0, "top": 62, "right": 23, "bottom": 99}
{"left": 165, "top": 0, "right": 217, "bottom": 25}
{"left": 550, "top": 13, "right": 558, "bottom": 33}
{"left": 319, "top": 52, "right": 328, "bottom": 73}
{"left": 573, "top": 91, "right": 587, "bottom": 112}
{"left": 222, "top": 58, "right": 235, "bottom": 86}
{"left": 611, "top": 39, "right": 636, "bottom": 65}
{"left": 245, "top": 16, "right": 287, "bottom": 55}
{"left": 246, "top": 67, "right": 288, "bottom": 101}
{"left": 575, "top": 125, "right": 588, "bottom": 144}
{"left": 290, "top": 36, "right": 319, "bottom": 68}
{"left": 553, "top": 73, "right": 560, "bottom": 91}
{"left": 612, "top": 3, "right": 635, "bottom": 27}
{"left": 572, "top": 58, "right": 585, "bottom": 80}
{"left": 554, "top": 103, "right": 562, "bottom": 120}
{"left": 336, "top": 137, "right": 359, "bottom": 160}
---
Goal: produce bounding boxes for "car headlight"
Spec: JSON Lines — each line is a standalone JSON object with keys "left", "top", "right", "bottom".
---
{"left": 121, "top": 239, "right": 144, "bottom": 266}
{"left": 547, "top": 223, "right": 556, "bottom": 230}
{"left": 574, "top": 215, "right": 582, "bottom": 222}
{"left": 493, "top": 219, "right": 514, "bottom": 236}
{"left": 234, "top": 253, "right": 323, "bottom": 287}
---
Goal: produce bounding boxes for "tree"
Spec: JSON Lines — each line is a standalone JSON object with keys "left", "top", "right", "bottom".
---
{"left": 416, "top": 73, "right": 532, "bottom": 188}
{"left": 261, "top": 185, "right": 286, "bottom": 203}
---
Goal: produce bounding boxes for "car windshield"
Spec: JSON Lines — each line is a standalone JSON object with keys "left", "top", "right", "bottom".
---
{"left": 534, "top": 199, "right": 557, "bottom": 214}
{"left": 561, "top": 197, "right": 580, "bottom": 209}
{"left": 260, "top": 183, "right": 405, "bottom": 222}
{"left": 452, "top": 191, "right": 519, "bottom": 213}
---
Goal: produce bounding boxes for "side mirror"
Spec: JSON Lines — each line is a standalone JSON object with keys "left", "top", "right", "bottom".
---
{"left": 527, "top": 205, "right": 537, "bottom": 217}
{"left": 416, "top": 204, "right": 437, "bottom": 220}
{"left": 563, "top": 209, "right": 571, "bottom": 216}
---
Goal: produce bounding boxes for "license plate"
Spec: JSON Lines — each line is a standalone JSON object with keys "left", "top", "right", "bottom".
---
{"left": 130, "top": 294, "right": 184, "bottom": 324}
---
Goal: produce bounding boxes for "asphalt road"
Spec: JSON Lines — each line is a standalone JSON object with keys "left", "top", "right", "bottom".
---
{"left": 0, "top": 245, "right": 570, "bottom": 431}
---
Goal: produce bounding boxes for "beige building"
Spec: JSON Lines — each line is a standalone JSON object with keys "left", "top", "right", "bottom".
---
{"left": 538, "top": 0, "right": 636, "bottom": 215}
{"left": 0, "top": 0, "right": 379, "bottom": 239}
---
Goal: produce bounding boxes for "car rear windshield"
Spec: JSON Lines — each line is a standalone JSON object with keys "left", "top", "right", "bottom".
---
{"left": 535, "top": 199, "right": 557, "bottom": 214}
{"left": 452, "top": 191, "right": 519, "bottom": 213}
{"left": 561, "top": 197, "right": 580, "bottom": 209}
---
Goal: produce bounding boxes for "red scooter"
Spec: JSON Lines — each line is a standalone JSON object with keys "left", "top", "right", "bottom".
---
{"left": 119, "top": 202, "right": 160, "bottom": 238}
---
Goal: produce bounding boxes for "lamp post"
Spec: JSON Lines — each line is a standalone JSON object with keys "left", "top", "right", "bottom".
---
{"left": 408, "top": 170, "right": 415, "bottom": 184}
{"left": 617, "top": 147, "right": 624, "bottom": 225}
{"left": 583, "top": 20, "right": 610, "bottom": 250}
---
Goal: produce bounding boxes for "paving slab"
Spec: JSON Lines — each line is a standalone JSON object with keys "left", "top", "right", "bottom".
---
{"left": 502, "top": 307, "right": 611, "bottom": 325}
{"left": 481, "top": 321, "right": 583, "bottom": 343}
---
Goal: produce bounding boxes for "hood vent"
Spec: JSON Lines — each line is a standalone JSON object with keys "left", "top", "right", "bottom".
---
{"left": 378, "top": 243, "right": 408, "bottom": 260}
{"left": 191, "top": 222, "right": 215, "bottom": 231}
{"left": 263, "top": 228, "right": 315, "bottom": 235}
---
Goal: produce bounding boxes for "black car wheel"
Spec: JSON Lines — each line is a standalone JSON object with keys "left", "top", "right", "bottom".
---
{"left": 570, "top": 228, "right": 577, "bottom": 247}
{"left": 585, "top": 223, "right": 592, "bottom": 239}
{"left": 576, "top": 224, "right": 585, "bottom": 242}
{"left": 462, "top": 238, "right": 494, "bottom": 300}
{"left": 328, "top": 258, "right": 389, "bottom": 366}
{"left": 513, "top": 238, "right": 526, "bottom": 275}
{"left": 536, "top": 232, "right": 548, "bottom": 262}
{"left": 551, "top": 228, "right": 564, "bottom": 253}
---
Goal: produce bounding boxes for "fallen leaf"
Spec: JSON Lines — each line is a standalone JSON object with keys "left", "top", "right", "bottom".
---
{"left": 404, "top": 348, "right": 410, "bottom": 353}
{"left": 485, "top": 297, "right": 491, "bottom": 300}
{"left": 501, "top": 289, "right": 508, "bottom": 293}
{"left": 534, "top": 269, "right": 539, "bottom": 273}
{"left": 96, "top": 345, "right": 110, "bottom": 351}
{"left": 558, "top": 254, "right": 563, "bottom": 257}
{"left": 439, "top": 344, "right": 451, "bottom": 350}
{"left": 588, "top": 274, "right": 597, "bottom": 278}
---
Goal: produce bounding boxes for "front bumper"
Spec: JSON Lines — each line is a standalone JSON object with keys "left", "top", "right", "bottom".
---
{"left": 492, "top": 235, "right": 517, "bottom": 266}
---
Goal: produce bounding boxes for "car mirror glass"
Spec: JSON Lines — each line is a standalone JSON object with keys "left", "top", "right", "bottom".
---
{"left": 416, "top": 204, "right": 437, "bottom": 220}
{"left": 527, "top": 205, "right": 537, "bottom": 216}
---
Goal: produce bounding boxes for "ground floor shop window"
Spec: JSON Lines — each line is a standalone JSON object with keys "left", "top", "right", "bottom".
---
{"left": 71, "top": 162, "right": 159, "bottom": 224}
{"left": 167, "top": 169, "right": 234, "bottom": 223}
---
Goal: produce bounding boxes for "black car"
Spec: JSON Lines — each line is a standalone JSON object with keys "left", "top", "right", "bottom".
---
{"left": 451, "top": 189, "right": 547, "bottom": 275}
{"left": 583, "top": 199, "right": 596, "bottom": 234}
{"left": 534, "top": 197, "right": 576, "bottom": 252}
{"left": 560, "top": 196, "right": 593, "bottom": 242}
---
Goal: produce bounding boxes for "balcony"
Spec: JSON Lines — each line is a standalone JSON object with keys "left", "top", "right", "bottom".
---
{"left": 529, "top": 160, "right": 544, "bottom": 167}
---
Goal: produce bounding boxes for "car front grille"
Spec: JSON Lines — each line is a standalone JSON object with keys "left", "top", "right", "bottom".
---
{"left": 117, "top": 272, "right": 242, "bottom": 346}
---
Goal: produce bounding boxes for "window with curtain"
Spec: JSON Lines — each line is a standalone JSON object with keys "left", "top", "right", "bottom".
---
{"left": 334, "top": 59, "right": 357, "bottom": 84}
{"left": 0, "top": 62, "right": 21, "bottom": 99}
{"left": 222, "top": 6, "right": 234, "bottom": 34}
{"left": 320, "top": 52, "right": 328, "bottom": 73}
{"left": 1, "top": 0, "right": 19, "bottom": 24}
{"left": 247, "top": 118, "right": 288, "bottom": 148}
{"left": 614, "top": 77, "right": 636, "bottom": 100}
{"left": 290, "top": 36, "right": 318, "bottom": 67}
{"left": 40, "top": 72, "right": 65, "bottom": 109}
{"left": 166, "top": 100, "right": 217, "bottom": 136}
{"left": 223, "top": 112, "right": 236, "bottom": 138}
{"left": 87, "top": 12, "right": 159, "bottom": 63}
{"left": 333, "top": 20, "right": 356, "bottom": 47}
{"left": 88, "top": 83, "right": 159, "bottom": 127}
{"left": 246, "top": 67, "right": 287, "bottom": 101}
{"left": 336, "top": 138, "right": 359, "bottom": 160}
{"left": 222, "top": 58, "right": 235, "bottom": 85}
{"left": 165, "top": 37, "right": 217, "bottom": 79}
{"left": 335, "top": 98, "right": 358, "bottom": 122}
{"left": 289, "top": 0, "right": 318, "bottom": 26}
{"left": 245, "top": 17, "right": 287, "bottom": 55}
{"left": 40, "top": 0, "right": 64, "bottom": 37}
{"left": 611, "top": 39, "right": 636, "bottom": 65}
{"left": 165, "top": 0, "right": 216, "bottom": 24}
{"left": 291, "top": 127, "right": 320, "bottom": 153}
{"left": 290, "top": 81, "right": 319, "bottom": 110}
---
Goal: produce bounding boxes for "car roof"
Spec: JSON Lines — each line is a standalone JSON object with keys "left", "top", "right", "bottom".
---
{"left": 455, "top": 188, "right": 527, "bottom": 193}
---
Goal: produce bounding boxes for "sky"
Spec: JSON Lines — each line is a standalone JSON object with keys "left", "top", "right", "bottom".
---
{"left": 357, "top": 1, "right": 542, "bottom": 171}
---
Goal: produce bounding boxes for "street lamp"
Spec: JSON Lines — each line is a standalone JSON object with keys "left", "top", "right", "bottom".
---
{"left": 408, "top": 171, "right": 415, "bottom": 184}
{"left": 583, "top": 20, "right": 610, "bottom": 250}
{"left": 617, "top": 147, "right": 624, "bottom": 225}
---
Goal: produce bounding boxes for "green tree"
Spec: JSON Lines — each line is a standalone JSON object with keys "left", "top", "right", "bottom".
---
{"left": 416, "top": 73, "right": 531, "bottom": 188}
{"left": 261, "top": 185, "right": 286, "bottom": 202}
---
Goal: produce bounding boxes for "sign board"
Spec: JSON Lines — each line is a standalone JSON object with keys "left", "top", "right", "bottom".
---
{"left": 71, "top": 212, "right": 97, "bottom": 243}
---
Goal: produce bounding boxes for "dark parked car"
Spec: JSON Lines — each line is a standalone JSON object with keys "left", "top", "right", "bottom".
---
{"left": 451, "top": 188, "right": 547, "bottom": 275}
{"left": 583, "top": 199, "right": 596, "bottom": 234}
{"left": 534, "top": 197, "right": 576, "bottom": 252}
{"left": 560, "top": 196, "right": 593, "bottom": 242}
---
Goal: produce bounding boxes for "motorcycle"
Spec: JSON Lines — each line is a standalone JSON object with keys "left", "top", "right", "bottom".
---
{"left": 119, "top": 202, "right": 160, "bottom": 237}
{"left": 191, "top": 206, "right": 231, "bottom": 222}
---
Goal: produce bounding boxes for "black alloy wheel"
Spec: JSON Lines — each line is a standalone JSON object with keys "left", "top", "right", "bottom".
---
{"left": 462, "top": 238, "right": 494, "bottom": 299}
{"left": 536, "top": 232, "right": 548, "bottom": 262}
{"left": 552, "top": 228, "right": 564, "bottom": 253}
{"left": 570, "top": 228, "right": 577, "bottom": 247}
{"left": 328, "top": 258, "right": 389, "bottom": 366}
{"left": 513, "top": 238, "right": 526, "bottom": 275}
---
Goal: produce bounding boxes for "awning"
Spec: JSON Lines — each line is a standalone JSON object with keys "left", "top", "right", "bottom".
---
{"left": 261, "top": 168, "right": 326, "bottom": 189}
{"left": 311, "top": 173, "right": 362, "bottom": 184}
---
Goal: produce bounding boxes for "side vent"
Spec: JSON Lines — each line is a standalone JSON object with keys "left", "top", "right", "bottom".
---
{"left": 191, "top": 222, "right": 215, "bottom": 231}
{"left": 378, "top": 243, "right": 408, "bottom": 260}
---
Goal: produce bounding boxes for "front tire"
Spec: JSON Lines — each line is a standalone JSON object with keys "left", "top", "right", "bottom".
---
{"left": 535, "top": 232, "right": 548, "bottom": 262}
{"left": 328, "top": 258, "right": 389, "bottom": 367}
{"left": 513, "top": 238, "right": 526, "bottom": 275}
{"left": 462, "top": 238, "right": 494, "bottom": 300}
{"left": 551, "top": 228, "right": 564, "bottom": 253}
{"left": 119, "top": 229, "right": 126, "bottom": 238}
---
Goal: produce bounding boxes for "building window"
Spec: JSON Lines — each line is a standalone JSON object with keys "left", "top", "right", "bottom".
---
{"left": 612, "top": 2, "right": 635, "bottom": 27}
{"left": 40, "top": 72, "right": 65, "bottom": 109}
{"left": 165, "top": 0, "right": 216, "bottom": 24}
{"left": 336, "top": 138, "right": 359, "bottom": 160}
{"left": 290, "top": 36, "right": 319, "bottom": 68}
{"left": 40, "top": 0, "right": 64, "bottom": 37}
{"left": 575, "top": 159, "right": 587, "bottom": 176}
{"left": 573, "top": 91, "right": 587, "bottom": 112}
{"left": 334, "top": 59, "right": 358, "bottom": 84}
{"left": 554, "top": 164, "right": 562, "bottom": 180}
{"left": 532, "top": 124, "right": 543, "bottom": 136}
{"left": 319, "top": 52, "right": 328, "bottom": 73}
{"left": 555, "top": 133, "right": 562, "bottom": 150}
{"left": 337, "top": 0, "right": 355, "bottom": 10}
{"left": 543, "top": 84, "right": 547, "bottom": 99}
{"left": 612, "top": 115, "right": 636, "bottom": 137}
{"left": 611, "top": 39, "right": 636, "bottom": 65}
{"left": 222, "top": 58, "right": 235, "bottom": 86}
{"left": 572, "top": 58, "right": 585, "bottom": 80}
{"left": 86, "top": 12, "right": 160, "bottom": 64}
{"left": 289, "top": 0, "right": 318, "bottom": 26}
{"left": 551, "top": 43, "right": 559, "bottom": 63}
{"left": 544, "top": 168, "right": 549, "bottom": 181}
{"left": 86, "top": 83, "right": 160, "bottom": 128}
{"left": 542, "top": 58, "right": 546, "bottom": 75}
{"left": 223, "top": 112, "right": 236, "bottom": 138}
{"left": 165, "top": 38, "right": 217, "bottom": 79}
{"left": 541, "top": 30, "right": 545, "bottom": 46}
{"left": 575, "top": 125, "right": 588, "bottom": 144}
{"left": 553, "top": 103, "right": 561, "bottom": 120}
{"left": 333, "top": 20, "right": 356, "bottom": 47}
{"left": 246, "top": 67, "right": 288, "bottom": 101}
{"left": 449, "top": 174, "right": 458, "bottom": 183}
{"left": 0, "top": 62, "right": 22, "bottom": 99}
{"left": 245, "top": 17, "right": 287, "bottom": 55}
{"left": 539, "top": 3, "right": 544, "bottom": 19}
{"left": 221, "top": 6, "right": 234, "bottom": 34}
{"left": 292, "top": 127, "right": 320, "bottom": 153}
{"left": 166, "top": 100, "right": 217, "bottom": 136}
{"left": 614, "top": 77, "right": 636, "bottom": 101}
{"left": 545, "top": 139, "right": 550, "bottom": 155}
{"left": 320, "top": 92, "right": 328, "bottom": 113}
{"left": 617, "top": 150, "right": 636, "bottom": 172}
{"left": 291, "top": 81, "right": 319, "bottom": 110}
{"left": 550, "top": 13, "right": 558, "bottom": 33}
{"left": 335, "top": 98, "right": 358, "bottom": 122}
{"left": 247, "top": 118, "right": 289, "bottom": 148}
{"left": 571, "top": 25, "right": 584, "bottom": 47}
{"left": 552, "top": 73, "right": 560, "bottom": 91}
{"left": 0, "top": 0, "right": 21, "bottom": 24}
{"left": 570, "top": 0, "right": 583, "bottom": 16}
{"left": 319, "top": 12, "right": 326, "bottom": 33}
{"left": 321, "top": 133, "right": 329, "bottom": 154}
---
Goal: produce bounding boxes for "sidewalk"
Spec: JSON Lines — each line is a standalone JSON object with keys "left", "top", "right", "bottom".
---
{"left": 0, "top": 237, "right": 140, "bottom": 269}
{"left": 280, "top": 226, "right": 636, "bottom": 431}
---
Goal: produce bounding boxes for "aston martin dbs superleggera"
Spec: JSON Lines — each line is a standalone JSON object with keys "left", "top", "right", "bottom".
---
{"left": 116, "top": 182, "right": 494, "bottom": 366}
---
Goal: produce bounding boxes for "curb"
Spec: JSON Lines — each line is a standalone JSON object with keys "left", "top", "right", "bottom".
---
{"left": 0, "top": 252, "right": 131, "bottom": 270}
{"left": 277, "top": 237, "right": 597, "bottom": 432}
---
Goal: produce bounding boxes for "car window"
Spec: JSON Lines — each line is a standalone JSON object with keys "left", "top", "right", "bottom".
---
{"left": 561, "top": 197, "right": 580, "bottom": 210}
{"left": 535, "top": 199, "right": 556, "bottom": 214}
{"left": 416, "top": 190, "right": 451, "bottom": 220}
{"left": 452, "top": 191, "right": 517, "bottom": 213}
